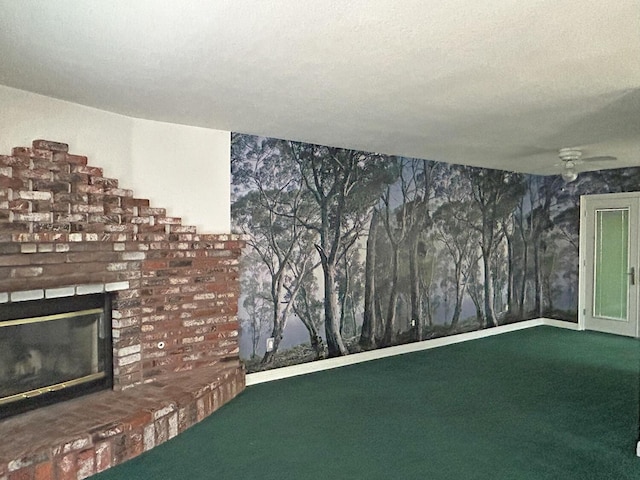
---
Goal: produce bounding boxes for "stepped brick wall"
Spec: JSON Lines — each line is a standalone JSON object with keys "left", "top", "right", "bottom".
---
{"left": 0, "top": 140, "right": 245, "bottom": 479}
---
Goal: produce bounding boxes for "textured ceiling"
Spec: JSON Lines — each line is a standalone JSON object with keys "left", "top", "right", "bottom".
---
{"left": 0, "top": 0, "right": 638, "bottom": 174}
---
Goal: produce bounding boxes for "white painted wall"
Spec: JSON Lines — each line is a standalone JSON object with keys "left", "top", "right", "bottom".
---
{"left": 0, "top": 86, "right": 135, "bottom": 183}
{"left": 130, "top": 119, "right": 230, "bottom": 233}
{"left": 0, "top": 85, "right": 230, "bottom": 233}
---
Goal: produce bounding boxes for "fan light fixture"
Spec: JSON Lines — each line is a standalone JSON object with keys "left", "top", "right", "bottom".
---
{"left": 561, "top": 160, "right": 578, "bottom": 183}
{"left": 559, "top": 148, "right": 581, "bottom": 183}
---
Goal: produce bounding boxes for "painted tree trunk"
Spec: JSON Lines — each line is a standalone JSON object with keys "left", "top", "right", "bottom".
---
{"left": 483, "top": 252, "right": 497, "bottom": 327}
{"left": 360, "top": 210, "right": 380, "bottom": 349}
{"left": 543, "top": 249, "right": 556, "bottom": 314}
{"left": 533, "top": 240, "right": 542, "bottom": 316}
{"left": 261, "top": 273, "right": 286, "bottom": 364}
{"left": 469, "top": 289, "right": 484, "bottom": 326}
{"left": 323, "top": 262, "right": 348, "bottom": 357}
{"left": 382, "top": 246, "right": 400, "bottom": 346}
{"left": 450, "top": 266, "right": 466, "bottom": 328}
{"left": 294, "top": 286, "right": 325, "bottom": 359}
{"left": 307, "top": 322, "right": 324, "bottom": 359}
{"left": 519, "top": 241, "right": 528, "bottom": 318}
{"left": 408, "top": 230, "right": 422, "bottom": 341}
{"left": 504, "top": 228, "right": 515, "bottom": 314}
{"left": 340, "top": 255, "right": 350, "bottom": 336}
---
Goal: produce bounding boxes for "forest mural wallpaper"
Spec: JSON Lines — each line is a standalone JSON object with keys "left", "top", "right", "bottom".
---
{"left": 231, "top": 133, "right": 640, "bottom": 373}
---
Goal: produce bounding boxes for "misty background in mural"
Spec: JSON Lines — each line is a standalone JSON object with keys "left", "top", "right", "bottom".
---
{"left": 231, "top": 133, "right": 640, "bottom": 372}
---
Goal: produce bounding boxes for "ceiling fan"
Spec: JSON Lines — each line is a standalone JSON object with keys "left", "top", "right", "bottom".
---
{"left": 557, "top": 147, "right": 618, "bottom": 183}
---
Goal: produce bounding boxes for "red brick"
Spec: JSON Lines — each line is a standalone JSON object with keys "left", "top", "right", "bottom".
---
{"left": 75, "top": 184, "right": 103, "bottom": 194}
{"left": 11, "top": 266, "right": 43, "bottom": 277}
{"left": 143, "top": 259, "right": 168, "bottom": 270}
{"left": 34, "top": 462, "right": 52, "bottom": 480}
{"left": 105, "top": 187, "right": 133, "bottom": 197}
{"left": 26, "top": 253, "right": 66, "bottom": 265}
{"left": 37, "top": 181, "right": 71, "bottom": 195}
{"left": 123, "top": 410, "right": 152, "bottom": 431}
{"left": 70, "top": 174, "right": 89, "bottom": 187}
{"left": 72, "top": 165, "right": 103, "bottom": 177}
{"left": 55, "top": 453, "right": 77, "bottom": 480}
{"left": 104, "top": 224, "right": 135, "bottom": 233}
{"left": 0, "top": 155, "right": 30, "bottom": 168}
{"left": 169, "top": 225, "right": 197, "bottom": 234}
{"left": 71, "top": 204, "right": 104, "bottom": 214}
{"left": 90, "top": 176, "right": 119, "bottom": 188}
{"left": 12, "top": 147, "right": 52, "bottom": 161}
{"left": 32, "top": 157, "right": 64, "bottom": 172}
{"left": 50, "top": 204, "right": 71, "bottom": 215}
{"left": 128, "top": 430, "right": 144, "bottom": 458}
{"left": 121, "top": 197, "right": 149, "bottom": 208}
{"left": 103, "top": 197, "right": 122, "bottom": 209}
{"left": 8, "top": 467, "right": 34, "bottom": 480}
{"left": 110, "top": 435, "right": 127, "bottom": 465}
{"left": 53, "top": 152, "right": 88, "bottom": 165}
{"left": 68, "top": 192, "right": 88, "bottom": 203}
{"left": 137, "top": 224, "right": 166, "bottom": 233}
{"left": 8, "top": 199, "right": 30, "bottom": 212}
{"left": 32, "top": 202, "right": 53, "bottom": 215}
{"left": 139, "top": 207, "right": 166, "bottom": 216}
{"left": 95, "top": 441, "right": 112, "bottom": 472}
{"left": 32, "top": 139, "right": 69, "bottom": 152}
{"left": 0, "top": 175, "right": 25, "bottom": 189}
{"left": 75, "top": 449, "right": 95, "bottom": 480}
{"left": 16, "top": 169, "right": 53, "bottom": 181}
{"left": 156, "top": 217, "right": 181, "bottom": 225}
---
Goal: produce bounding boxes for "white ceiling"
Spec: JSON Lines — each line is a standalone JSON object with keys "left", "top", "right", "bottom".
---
{"left": 0, "top": 0, "right": 638, "bottom": 174}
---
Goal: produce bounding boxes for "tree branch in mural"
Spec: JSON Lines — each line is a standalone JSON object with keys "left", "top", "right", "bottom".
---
{"left": 464, "top": 168, "right": 524, "bottom": 327}
{"left": 290, "top": 143, "right": 396, "bottom": 357}
{"left": 360, "top": 207, "right": 381, "bottom": 349}
{"left": 406, "top": 160, "right": 443, "bottom": 342}
{"left": 284, "top": 251, "right": 324, "bottom": 359}
{"left": 379, "top": 160, "right": 410, "bottom": 347}
{"left": 239, "top": 255, "right": 272, "bottom": 359}
{"left": 231, "top": 136, "right": 315, "bottom": 363}
{"left": 231, "top": 133, "right": 640, "bottom": 373}
{"left": 433, "top": 201, "right": 478, "bottom": 328}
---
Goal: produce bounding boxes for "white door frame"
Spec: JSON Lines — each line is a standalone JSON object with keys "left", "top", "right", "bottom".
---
{"left": 578, "top": 192, "right": 640, "bottom": 336}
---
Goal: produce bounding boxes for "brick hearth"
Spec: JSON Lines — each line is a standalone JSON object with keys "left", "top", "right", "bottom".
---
{"left": 0, "top": 140, "right": 245, "bottom": 479}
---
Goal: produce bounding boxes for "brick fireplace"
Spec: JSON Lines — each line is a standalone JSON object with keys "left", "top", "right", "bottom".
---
{"left": 0, "top": 140, "right": 245, "bottom": 479}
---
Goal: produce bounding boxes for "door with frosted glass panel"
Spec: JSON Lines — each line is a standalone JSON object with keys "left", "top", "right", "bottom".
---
{"left": 582, "top": 193, "right": 639, "bottom": 337}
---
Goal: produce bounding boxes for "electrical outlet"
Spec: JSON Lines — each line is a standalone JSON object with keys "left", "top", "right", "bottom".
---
{"left": 266, "top": 337, "right": 275, "bottom": 352}
{"left": 410, "top": 319, "right": 416, "bottom": 327}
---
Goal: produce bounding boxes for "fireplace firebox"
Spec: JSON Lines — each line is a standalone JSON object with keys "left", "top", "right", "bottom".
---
{"left": 0, "top": 294, "right": 113, "bottom": 419}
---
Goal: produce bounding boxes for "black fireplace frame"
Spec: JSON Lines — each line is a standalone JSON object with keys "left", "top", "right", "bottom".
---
{"left": 0, "top": 293, "right": 113, "bottom": 419}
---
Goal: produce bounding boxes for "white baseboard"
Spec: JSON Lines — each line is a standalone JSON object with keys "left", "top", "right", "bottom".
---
{"left": 246, "top": 318, "right": 579, "bottom": 386}
{"left": 539, "top": 318, "right": 582, "bottom": 330}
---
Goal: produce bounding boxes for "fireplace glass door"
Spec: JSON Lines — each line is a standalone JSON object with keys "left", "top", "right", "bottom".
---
{"left": 0, "top": 294, "right": 112, "bottom": 418}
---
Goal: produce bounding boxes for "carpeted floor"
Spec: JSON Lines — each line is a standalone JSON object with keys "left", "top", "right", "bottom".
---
{"left": 92, "top": 326, "right": 640, "bottom": 479}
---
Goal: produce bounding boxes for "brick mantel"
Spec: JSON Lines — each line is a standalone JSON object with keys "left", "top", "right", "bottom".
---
{"left": 0, "top": 140, "right": 245, "bottom": 479}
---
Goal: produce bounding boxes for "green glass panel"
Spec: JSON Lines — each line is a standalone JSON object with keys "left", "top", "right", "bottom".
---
{"left": 594, "top": 208, "right": 628, "bottom": 320}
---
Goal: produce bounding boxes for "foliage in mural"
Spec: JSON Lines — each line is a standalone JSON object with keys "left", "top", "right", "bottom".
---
{"left": 231, "top": 133, "right": 640, "bottom": 372}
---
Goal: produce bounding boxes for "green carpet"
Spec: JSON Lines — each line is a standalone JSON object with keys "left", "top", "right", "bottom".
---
{"left": 93, "top": 327, "right": 640, "bottom": 479}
